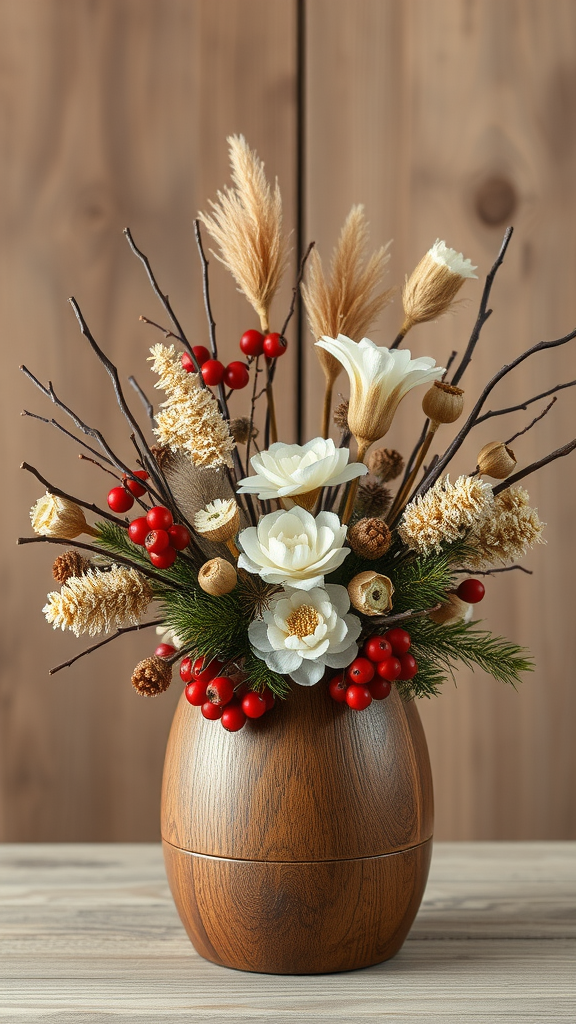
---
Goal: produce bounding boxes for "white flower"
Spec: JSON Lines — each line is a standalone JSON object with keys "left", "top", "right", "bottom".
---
{"left": 427, "top": 239, "right": 478, "bottom": 279}
{"left": 248, "top": 584, "right": 361, "bottom": 686}
{"left": 30, "top": 493, "right": 95, "bottom": 539}
{"left": 237, "top": 506, "right": 349, "bottom": 590}
{"left": 236, "top": 437, "right": 367, "bottom": 505}
{"left": 194, "top": 498, "right": 240, "bottom": 542}
{"left": 315, "top": 334, "right": 444, "bottom": 453}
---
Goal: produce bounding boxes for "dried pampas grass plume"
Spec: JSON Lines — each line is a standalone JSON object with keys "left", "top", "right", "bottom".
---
{"left": 466, "top": 486, "right": 545, "bottom": 568}
{"left": 199, "top": 135, "right": 288, "bottom": 331}
{"left": 43, "top": 566, "right": 153, "bottom": 637}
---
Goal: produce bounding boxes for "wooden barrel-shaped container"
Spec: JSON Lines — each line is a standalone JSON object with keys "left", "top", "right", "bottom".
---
{"left": 161, "top": 683, "right": 433, "bottom": 974}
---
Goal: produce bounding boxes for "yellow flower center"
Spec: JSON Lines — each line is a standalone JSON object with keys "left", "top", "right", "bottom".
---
{"left": 286, "top": 605, "right": 320, "bottom": 639}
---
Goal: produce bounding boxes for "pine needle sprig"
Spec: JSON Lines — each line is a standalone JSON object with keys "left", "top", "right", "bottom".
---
{"left": 396, "top": 653, "right": 447, "bottom": 701}
{"left": 93, "top": 520, "right": 199, "bottom": 595}
{"left": 408, "top": 616, "right": 533, "bottom": 692}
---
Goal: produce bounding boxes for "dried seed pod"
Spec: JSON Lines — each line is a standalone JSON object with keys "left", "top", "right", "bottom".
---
{"left": 366, "top": 447, "right": 404, "bottom": 482}
{"left": 356, "top": 479, "right": 392, "bottom": 518}
{"left": 30, "top": 493, "right": 97, "bottom": 539}
{"left": 347, "top": 571, "right": 394, "bottom": 616}
{"left": 132, "top": 656, "right": 172, "bottom": 696}
{"left": 422, "top": 381, "right": 464, "bottom": 425}
{"left": 230, "top": 417, "right": 259, "bottom": 445}
{"left": 52, "top": 551, "right": 92, "bottom": 584}
{"left": 194, "top": 499, "right": 240, "bottom": 544}
{"left": 198, "top": 557, "right": 238, "bottom": 596}
{"left": 428, "top": 593, "right": 470, "bottom": 625}
{"left": 477, "top": 441, "right": 517, "bottom": 480}
{"left": 348, "top": 518, "right": 392, "bottom": 560}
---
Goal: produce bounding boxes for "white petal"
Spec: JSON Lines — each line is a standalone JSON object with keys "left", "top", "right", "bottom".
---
{"left": 324, "top": 641, "right": 359, "bottom": 669}
{"left": 247, "top": 620, "right": 274, "bottom": 652}
{"left": 266, "top": 649, "right": 302, "bottom": 673}
{"left": 324, "top": 584, "right": 350, "bottom": 617}
{"left": 289, "top": 660, "right": 326, "bottom": 686}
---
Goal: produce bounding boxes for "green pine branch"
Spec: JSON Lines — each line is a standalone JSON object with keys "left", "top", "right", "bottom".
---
{"left": 93, "top": 520, "right": 199, "bottom": 594}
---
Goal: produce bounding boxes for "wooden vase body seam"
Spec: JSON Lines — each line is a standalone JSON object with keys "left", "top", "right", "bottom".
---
{"left": 161, "top": 684, "right": 433, "bottom": 974}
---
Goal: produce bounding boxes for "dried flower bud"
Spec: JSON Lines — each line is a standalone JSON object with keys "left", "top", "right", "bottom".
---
{"left": 198, "top": 557, "right": 238, "bottom": 596}
{"left": 477, "top": 441, "right": 517, "bottom": 480}
{"left": 52, "top": 551, "right": 92, "bottom": 584}
{"left": 402, "top": 239, "right": 477, "bottom": 330}
{"left": 194, "top": 499, "right": 240, "bottom": 544}
{"left": 422, "top": 381, "right": 464, "bottom": 425}
{"left": 132, "top": 656, "right": 172, "bottom": 696}
{"left": 348, "top": 518, "right": 392, "bottom": 560}
{"left": 356, "top": 479, "right": 392, "bottom": 518}
{"left": 333, "top": 400, "right": 350, "bottom": 432}
{"left": 366, "top": 447, "right": 404, "bottom": 482}
{"left": 428, "top": 593, "right": 470, "bottom": 625}
{"left": 347, "top": 571, "right": 394, "bottom": 616}
{"left": 230, "top": 417, "right": 259, "bottom": 445}
{"left": 31, "top": 493, "right": 97, "bottom": 539}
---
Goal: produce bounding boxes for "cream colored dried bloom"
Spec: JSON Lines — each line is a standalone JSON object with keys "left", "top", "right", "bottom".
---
{"left": 398, "top": 475, "right": 494, "bottom": 555}
{"left": 31, "top": 493, "right": 97, "bottom": 539}
{"left": 43, "top": 566, "right": 153, "bottom": 637}
{"left": 194, "top": 499, "right": 240, "bottom": 543}
{"left": 466, "top": 487, "right": 545, "bottom": 568}
{"left": 199, "top": 135, "right": 288, "bottom": 331}
{"left": 402, "top": 239, "right": 477, "bottom": 331}
{"left": 149, "top": 344, "right": 235, "bottom": 469}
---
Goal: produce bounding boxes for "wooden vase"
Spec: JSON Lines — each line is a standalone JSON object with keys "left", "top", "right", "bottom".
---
{"left": 161, "top": 683, "right": 433, "bottom": 975}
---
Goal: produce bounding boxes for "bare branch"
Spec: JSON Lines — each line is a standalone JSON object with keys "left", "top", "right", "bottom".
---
{"left": 128, "top": 376, "right": 154, "bottom": 424}
{"left": 17, "top": 535, "right": 181, "bottom": 588}
{"left": 139, "top": 314, "right": 180, "bottom": 341}
{"left": 367, "top": 604, "right": 442, "bottom": 627}
{"left": 78, "top": 454, "right": 122, "bottom": 481}
{"left": 124, "top": 227, "right": 194, "bottom": 359}
{"left": 475, "top": 378, "right": 576, "bottom": 425}
{"left": 493, "top": 437, "right": 576, "bottom": 495}
{"left": 21, "top": 408, "right": 115, "bottom": 465}
{"left": 457, "top": 565, "right": 533, "bottom": 576}
{"left": 442, "top": 350, "right": 458, "bottom": 381}
{"left": 21, "top": 462, "right": 127, "bottom": 527}
{"left": 49, "top": 619, "right": 164, "bottom": 675}
{"left": 505, "top": 397, "right": 557, "bottom": 446}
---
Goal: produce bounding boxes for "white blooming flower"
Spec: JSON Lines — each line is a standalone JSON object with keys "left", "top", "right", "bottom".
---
{"left": 315, "top": 334, "right": 444, "bottom": 454}
{"left": 237, "top": 506, "right": 349, "bottom": 590}
{"left": 236, "top": 437, "right": 367, "bottom": 507}
{"left": 248, "top": 584, "right": 361, "bottom": 686}
{"left": 427, "top": 240, "right": 478, "bottom": 279}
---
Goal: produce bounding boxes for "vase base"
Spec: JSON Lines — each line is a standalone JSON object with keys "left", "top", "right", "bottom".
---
{"left": 163, "top": 837, "right": 432, "bottom": 974}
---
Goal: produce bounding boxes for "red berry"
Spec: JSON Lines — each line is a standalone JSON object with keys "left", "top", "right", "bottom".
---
{"left": 242, "top": 691, "right": 267, "bottom": 718}
{"left": 377, "top": 656, "right": 402, "bottom": 681}
{"left": 384, "top": 628, "right": 411, "bottom": 656}
{"left": 149, "top": 546, "right": 177, "bottom": 569}
{"left": 192, "top": 658, "right": 223, "bottom": 684}
{"left": 184, "top": 680, "right": 209, "bottom": 706}
{"left": 329, "top": 672, "right": 348, "bottom": 702}
{"left": 154, "top": 643, "right": 175, "bottom": 659}
{"left": 201, "top": 359, "right": 225, "bottom": 386}
{"left": 127, "top": 516, "right": 149, "bottom": 546}
{"left": 107, "top": 486, "right": 134, "bottom": 513}
{"left": 181, "top": 347, "right": 211, "bottom": 373}
{"left": 345, "top": 684, "right": 372, "bottom": 711}
{"left": 369, "top": 678, "right": 392, "bottom": 700}
{"left": 221, "top": 702, "right": 247, "bottom": 731}
{"left": 239, "top": 329, "right": 265, "bottom": 357}
{"left": 261, "top": 688, "right": 275, "bottom": 711}
{"left": 123, "top": 469, "right": 149, "bottom": 497}
{"left": 363, "top": 636, "right": 393, "bottom": 663}
{"left": 201, "top": 701, "right": 223, "bottom": 720}
{"left": 145, "top": 529, "right": 170, "bottom": 554}
{"left": 179, "top": 657, "right": 194, "bottom": 683}
{"left": 223, "top": 361, "right": 250, "bottom": 390}
{"left": 456, "top": 578, "right": 485, "bottom": 604}
{"left": 146, "top": 506, "right": 173, "bottom": 531}
{"left": 206, "top": 676, "right": 235, "bottom": 706}
{"left": 167, "top": 524, "right": 190, "bottom": 550}
{"left": 398, "top": 653, "right": 418, "bottom": 680}
{"left": 262, "top": 332, "right": 287, "bottom": 359}
{"left": 346, "top": 657, "right": 375, "bottom": 686}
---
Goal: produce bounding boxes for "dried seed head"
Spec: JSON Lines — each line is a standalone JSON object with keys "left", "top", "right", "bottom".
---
{"left": 348, "top": 518, "right": 392, "bottom": 560}
{"left": 402, "top": 239, "right": 477, "bottom": 330}
{"left": 52, "top": 551, "right": 92, "bottom": 584}
{"left": 477, "top": 441, "right": 517, "bottom": 480}
{"left": 356, "top": 479, "right": 392, "bottom": 518}
{"left": 194, "top": 499, "right": 240, "bottom": 543}
{"left": 421, "top": 381, "right": 464, "bottom": 425}
{"left": 43, "top": 566, "right": 153, "bottom": 638}
{"left": 132, "top": 656, "right": 172, "bottom": 696}
{"left": 31, "top": 493, "right": 97, "bottom": 539}
{"left": 230, "top": 417, "right": 259, "bottom": 445}
{"left": 333, "top": 399, "right": 350, "bottom": 432}
{"left": 198, "top": 557, "right": 238, "bottom": 596}
{"left": 347, "top": 571, "right": 394, "bottom": 616}
{"left": 428, "top": 593, "right": 470, "bottom": 625}
{"left": 366, "top": 447, "right": 404, "bottom": 482}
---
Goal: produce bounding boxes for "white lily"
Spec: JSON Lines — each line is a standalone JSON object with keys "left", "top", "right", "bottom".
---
{"left": 236, "top": 437, "right": 367, "bottom": 509}
{"left": 237, "top": 506, "right": 349, "bottom": 591}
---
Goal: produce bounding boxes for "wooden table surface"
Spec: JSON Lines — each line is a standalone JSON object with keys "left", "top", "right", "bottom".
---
{"left": 1, "top": 842, "right": 574, "bottom": 1022}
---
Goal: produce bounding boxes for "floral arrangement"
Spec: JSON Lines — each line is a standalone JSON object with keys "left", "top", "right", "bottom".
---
{"left": 20, "top": 136, "right": 576, "bottom": 731}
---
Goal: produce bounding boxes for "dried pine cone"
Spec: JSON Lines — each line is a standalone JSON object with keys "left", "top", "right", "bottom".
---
{"left": 366, "top": 448, "right": 404, "bottom": 482}
{"left": 356, "top": 478, "right": 392, "bottom": 518}
{"left": 333, "top": 400, "right": 350, "bottom": 432}
{"left": 230, "top": 417, "right": 258, "bottom": 445}
{"left": 348, "top": 518, "right": 392, "bottom": 560}
{"left": 131, "top": 656, "right": 172, "bottom": 697}
{"left": 52, "top": 551, "right": 91, "bottom": 584}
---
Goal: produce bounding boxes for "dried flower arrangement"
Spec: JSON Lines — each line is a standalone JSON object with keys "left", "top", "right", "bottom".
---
{"left": 20, "top": 136, "right": 576, "bottom": 730}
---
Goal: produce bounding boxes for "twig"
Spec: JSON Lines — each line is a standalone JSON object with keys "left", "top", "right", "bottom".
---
{"left": 474, "top": 379, "right": 576, "bottom": 424}
{"left": 78, "top": 455, "right": 122, "bottom": 481}
{"left": 124, "top": 227, "right": 196, "bottom": 361}
{"left": 245, "top": 354, "right": 262, "bottom": 475}
{"left": 505, "top": 398, "right": 557, "bottom": 446}
{"left": 128, "top": 376, "right": 154, "bottom": 424}
{"left": 451, "top": 227, "right": 513, "bottom": 387}
{"left": 49, "top": 619, "right": 164, "bottom": 675}
{"left": 21, "top": 409, "right": 115, "bottom": 465}
{"left": 493, "top": 437, "right": 576, "bottom": 495}
{"left": 21, "top": 462, "right": 127, "bottom": 528}
{"left": 457, "top": 565, "right": 533, "bottom": 576}
{"left": 139, "top": 314, "right": 181, "bottom": 341}
{"left": 442, "top": 350, "right": 458, "bottom": 381}
{"left": 367, "top": 604, "right": 442, "bottom": 627}
{"left": 279, "top": 240, "right": 315, "bottom": 342}
{"left": 17, "top": 536, "right": 181, "bottom": 589}
{"left": 400, "top": 418, "right": 430, "bottom": 489}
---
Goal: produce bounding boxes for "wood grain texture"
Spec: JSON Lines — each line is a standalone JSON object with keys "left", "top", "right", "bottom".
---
{"left": 161, "top": 683, "right": 433, "bottom": 859}
{"left": 0, "top": 842, "right": 574, "bottom": 1019}
{"left": 304, "top": 0, "right": 576, "bottom": 841}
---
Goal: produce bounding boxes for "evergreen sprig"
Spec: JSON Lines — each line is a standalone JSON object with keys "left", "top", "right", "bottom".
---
{"left": 94, "top": 520, "right": 199, "bottom": 594}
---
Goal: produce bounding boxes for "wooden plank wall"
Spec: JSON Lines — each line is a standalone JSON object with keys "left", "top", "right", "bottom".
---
{"left": 2, "top": 0, "right": 575, "bottom": 841}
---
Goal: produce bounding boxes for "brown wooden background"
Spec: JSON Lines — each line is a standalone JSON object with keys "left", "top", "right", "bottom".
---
{"left": 2, "top": 0, "right": 575, "bottom": 842}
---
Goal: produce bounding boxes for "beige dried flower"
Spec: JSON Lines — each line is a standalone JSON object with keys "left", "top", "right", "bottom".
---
{"left": 477, "top": 441, "right": 517, "bottom": 480}
{"left": 149, "top": 344, "right": 235, "bottom": 469}
{"left": 356, "top": 479, "right": 392, "bottom": 518}
{"left": 347, "top": 571, "right": 394, "bottom": 616}
{"left": 43, "top": 566, "right": 153, "bottom": 637}
{"left": 230, "top": 417, "right": 258, "bottom": 445}
{"left": 198, "top": 557, "right": 238, "bottom": 596}
{"left": 52, "top": 551, "right": 92, "bottom": 584}
{"left": 402, "top": 239, "right": 477, "bottom": 333}
{"left": 366, "top": 448, "right": 404, "bottom": 483}
{"left": 194, "top": 499, "right": 240, "bottom": 544}
{"left": 199, "top": 135, "right": 288, "bottom": 331}
{"left": 132, "top": 656, "right": 172, "bottom": 697}
{"left": 466, "top": 487, "right": 545, "bottom": 568}
{"left": 333, "top": 400, "right": 350, "bottom": 432}
{"left": 398, "top": 475, "right": 494, "bottom": 555}
{"left": 31, "top": 493, "right": 97, "bottom": 539}
{"left": 422, "top": 381, "right": 465, "bottom": 426}
{"left": 348, "top": 518, "right": 392, "bottom": 560}
{"left": 429, "top": 593, "right": 471, "bottom": 625}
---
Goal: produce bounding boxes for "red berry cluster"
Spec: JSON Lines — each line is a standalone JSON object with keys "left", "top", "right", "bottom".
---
{"left": 180, "top": 656, "right": 275, "bottom": 732}
{"left": 329, "top": 628, "right": 418, "bottom": 711}
{"left": 127, "top": 505, "right": 190, "bottom": 569}
{"left": 107, "top": 470, "right": 150, "bottom": 514}
{"left": 181, "top": 346, "right": 250, "bottom": 391}
{"left": 239, "top": 329, "right": 287, "bottom": 360}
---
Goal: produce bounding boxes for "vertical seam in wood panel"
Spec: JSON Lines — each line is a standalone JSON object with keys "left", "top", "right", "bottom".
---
{"left": 296, "top": 0, "right": 306, "bottom": 443}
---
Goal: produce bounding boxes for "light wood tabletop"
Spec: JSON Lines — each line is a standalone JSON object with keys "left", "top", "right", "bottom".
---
{"left": 0, "top": 842, "right": 574, "bottom": 1022}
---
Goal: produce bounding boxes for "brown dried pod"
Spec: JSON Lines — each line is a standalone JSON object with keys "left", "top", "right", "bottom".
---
{"left": 421, "top": 380, "right": 464, "bottom": 425}
{"left": 52, "top": 551, "right": 91, "bottom": 584}
{"left": 132, "top": 656, "right": 172, "bottom": 697}
{"left": 477, "top": 441, "right": 517, "bottom": 479}
{"left": 348, "top": 518, "right": 392, "bottom": 560}
{"left": 230, "top": 417, "right": 259, "bottom": 445}
{"left": 366, "top": 447, "right": 404, "bottom": 482}
{"left": 428, "top": 593, "right": 470, "bottom": 625}
{"left": 356, "top": 479, "right": 392, "bottom": 518}
{"left": 198, "top": 557, "right": 238, "bottom": 596}
{"left": 194, "top": 499, "right": 240, "bottom": 544}
{"left": 347, "top": 571, "right": 394, "bottom": 617}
